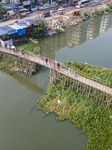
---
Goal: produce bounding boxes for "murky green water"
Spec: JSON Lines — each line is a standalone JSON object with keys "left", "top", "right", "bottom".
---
{"left": 0, "top": 68, "right": 87, "bottom": 150}
{"left": 39, "top": 13, "right": 112, "bottom": 69}
{"left": 0, "top": 13, "right": 112, "bottom": 150}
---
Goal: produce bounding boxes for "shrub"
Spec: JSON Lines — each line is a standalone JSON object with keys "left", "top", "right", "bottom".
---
{"left": 100, "top": 10, "right": 104, "bottom": 14}
{"left": 83, "top": 12, "right": 87, "bottom": 16}
{"left": 55, "top": 29, "right": 63, "bottom": 33}
{"left": 107, "top": 4, "right": 112, "bottom": 9}
{"left": 94, "top": 10, "right": 100, "bottom": 15}
{"left": 105, "top": 7, "right": 110, "bottom": 12}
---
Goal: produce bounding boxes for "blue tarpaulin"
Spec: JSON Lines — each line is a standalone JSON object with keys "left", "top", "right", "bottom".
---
{"left": 2, "top": 26, "right": 17, "bottom": 38}
{"left": 6, "top": 7, "right": 19, "bottom": 11}
{"left": 25, "top": 19, "right": 35, "bottom": 26}
{"left": 0, "top": 27, "right": 6, "bottom": 36}
{"left": 18, "top": 22, "right": 29, "bottom": 28}
{"left": 9, "top": 24, "right": 26, "bottom": 36}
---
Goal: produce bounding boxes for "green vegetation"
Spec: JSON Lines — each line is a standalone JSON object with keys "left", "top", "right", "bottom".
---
{"left": 94, "top": 10, "right": 100, "bottom": 16}
{"left": 0, "top": 58, "right": 16, "bottom": 72}
{"left": 105, "top": 7, "right": 111, "bottom": 13}
{"left": 55, "top": 29, "right": 63, "bottom": 33}
{"left": 34, "top": 18, "right": 46, "bottom": 24}
{"left": 79, "top": 16, "right": 82, "bottom": 18}
{"left": 107, "top": 4, "right": 112, "bottom": 9}
{"left": 38, "top": 83, "right": 112, "bottom": 150}
{"left": 32, "top": 20, "right": 47, "bottom": 39}
{"left": 83, "top": 12, "right": 87, "bottom": 16}
{"left": 64, "top": 61, "right": 112, "bottom": 87}
{"left": 100, "top": 10, "right": 104, "bottom": 14}
{"left": 0, "top": 3, "right": 6, "bottom": 19}
{"left": 0, "top": 61, "right": 7, "bottom": 69}
{"left": 17, "top": 42, "right": 41, "bottom": 55}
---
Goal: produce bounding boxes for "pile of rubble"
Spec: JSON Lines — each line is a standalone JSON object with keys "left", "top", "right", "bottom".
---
{"left": 46, "top": 0, "right": 112, "bottom": 35}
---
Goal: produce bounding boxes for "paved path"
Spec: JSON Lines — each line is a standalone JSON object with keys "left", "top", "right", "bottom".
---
{"left": 0, "top": 47, "right": 112, "bottom": 95}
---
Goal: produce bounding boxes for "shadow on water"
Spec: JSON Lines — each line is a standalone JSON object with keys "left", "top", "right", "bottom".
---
{"left": 2, "top": 68, "right": 46, "bottom": 94}
{"left": 28, "top": 105, "right": 37, "bottom": 115}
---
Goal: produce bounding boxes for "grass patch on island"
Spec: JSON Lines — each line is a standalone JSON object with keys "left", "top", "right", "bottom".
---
{"left": 64, "top": 61, "right": 112, "bottom": 87}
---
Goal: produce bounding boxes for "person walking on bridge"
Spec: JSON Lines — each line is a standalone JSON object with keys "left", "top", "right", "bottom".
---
{"left": 61, "top": 65, "right": 63, "bottom": 71}
{"left": 49, "top": 60, "right": 51, "bottom": 66}
{"left": 46, "top": 58, "right": 48, "bottom": 65}
{"left": 69, "top": 67, "right": 71, "bottom": 74}
{"left": 53, "top": 62, "right": 55, "bottom": 68}
{"left": 57, "top": 62, "right": 60, "bottom": 69}
{"left": 74, "top": 70, "right": 77, "bottom": 77}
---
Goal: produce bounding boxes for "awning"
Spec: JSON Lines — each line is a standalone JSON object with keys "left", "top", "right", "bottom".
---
{"left": 7, "top": 10, "right": 15, "bottom": 15}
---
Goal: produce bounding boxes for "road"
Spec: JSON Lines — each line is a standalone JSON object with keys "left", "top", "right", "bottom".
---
{"left": 0, "top": 0, "right": 106, "bottom": 27}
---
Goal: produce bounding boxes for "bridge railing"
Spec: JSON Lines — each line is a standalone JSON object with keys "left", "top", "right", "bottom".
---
{"left": 25, "top": 54, "right": 112, "bottom": 88}
{"left": 1, "top": 47, "right": 111, "bottom": 88}
{"left": 62, "top": 63, "right": 111, "bottom": 88}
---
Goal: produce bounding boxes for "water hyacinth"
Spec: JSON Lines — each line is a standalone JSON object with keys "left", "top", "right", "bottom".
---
{"left": 38, "top": 82, "right": 112, "bottom": 150}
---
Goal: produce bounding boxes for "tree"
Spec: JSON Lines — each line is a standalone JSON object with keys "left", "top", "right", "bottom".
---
{"left": 0, "top": 3, "right": 6, "bottom": 19}
{"left": 32, "top": 22, "right": 47, "bottom": 39}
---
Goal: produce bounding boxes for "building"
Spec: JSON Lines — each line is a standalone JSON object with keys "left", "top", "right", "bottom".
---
{"left": 100, "top": 14, "right": 112, "bottom": 32}
{"left": 87, "top": 16, "right": 102, "bottom": 39}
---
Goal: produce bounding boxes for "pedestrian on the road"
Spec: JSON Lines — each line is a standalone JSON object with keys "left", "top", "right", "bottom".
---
{"left": 61, "top": 65, "right": 63, "bottom": 71}
{"left": 21, "top": 49, "right": 24, "bottom": 55}
{"left": 5, "top": 43, "right": 7, "bottom": 50}
{"left": 69, "top": 67, "right": 71, "bottom": 73}
{"left": 46, "top": 58, "right": 48, "bottom": 65}
{"left": 74, "top": 70, "right": 77, "bottom": 77}
{"left": 57, "top": 62, "right": 60, "bottom": 69}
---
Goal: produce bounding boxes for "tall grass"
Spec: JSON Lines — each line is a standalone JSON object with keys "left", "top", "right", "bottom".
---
{"left": 64, "top": 61, "right": 112, "bottom": 87}
{"left": 17, "top": 42, "right": 40, "bottom": 55}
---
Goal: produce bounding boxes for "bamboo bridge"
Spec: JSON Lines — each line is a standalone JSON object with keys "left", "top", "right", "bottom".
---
{"left": 0, "top": 47, "right": 112, "bottom": 108}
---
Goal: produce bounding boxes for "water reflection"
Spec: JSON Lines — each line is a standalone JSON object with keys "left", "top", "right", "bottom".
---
{"left": 39, "top": 13, "right": 112, "bottom": 59}
{"left": 1, "top": 68, "right": 45, "bottom": 94}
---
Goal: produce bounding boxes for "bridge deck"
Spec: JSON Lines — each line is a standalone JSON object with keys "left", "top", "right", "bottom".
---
{"left": 0, "top": 48, "right": 112, "bottom": 96}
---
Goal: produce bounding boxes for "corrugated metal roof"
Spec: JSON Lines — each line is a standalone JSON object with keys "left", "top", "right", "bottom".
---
{"left": 0, "top": 27, "right": 6, "bottom": 36}
{"left": 2, "top": 26, "right": 17, "bottom": 35}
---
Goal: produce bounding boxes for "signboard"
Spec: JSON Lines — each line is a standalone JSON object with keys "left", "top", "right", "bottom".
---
{"left": 6, "top": 7, "right": 19, "bottom": 11}
{"left": 39, "top": 3, "right": 57, "bottom": 10}
{"left": 23, "top": 1, "right": 31, "bottom": 6}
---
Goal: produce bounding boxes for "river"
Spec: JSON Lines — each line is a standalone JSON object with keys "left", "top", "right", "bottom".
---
{"left": 39, "top": 14, "right": 112, "bottom": 69}
{"left": 0, "top": 13, "right": 112, "bottom": 150}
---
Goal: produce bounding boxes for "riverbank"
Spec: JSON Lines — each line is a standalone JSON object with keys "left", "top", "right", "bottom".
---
{"left": 0, "top": 52, "right": 39, "bottom": 76}
{"left": 37, "top": 62, "right": 112, "bottom": 150}
{"left": 46, "top": 0, "right": 112, "bottom": 34}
